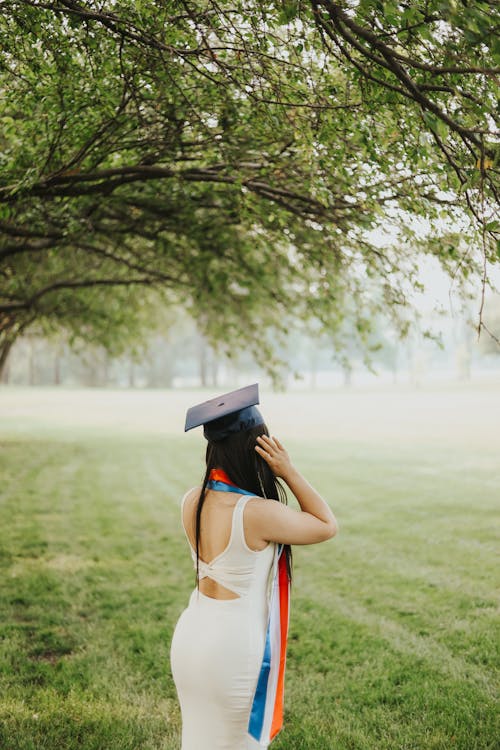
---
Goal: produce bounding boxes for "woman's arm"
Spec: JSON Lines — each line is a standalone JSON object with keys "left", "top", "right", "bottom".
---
{"left": 248, "top": 434, "right": 338, "bottom": 546}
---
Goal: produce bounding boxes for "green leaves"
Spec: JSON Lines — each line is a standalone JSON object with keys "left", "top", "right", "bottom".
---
{"left": 278, "top": 0, "right": 301, "bottom": 25}
{"left": 0, "top": 0, "right": 498, "bottom": 372}
{"left": 485, "top": 220, "right": 499, "bottom": 232}
{"left": 422, "top": 111, "right": 448, "bottom": 140}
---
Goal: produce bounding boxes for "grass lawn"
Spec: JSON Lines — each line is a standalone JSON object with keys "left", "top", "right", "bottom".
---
{"left": 0, "top": 388, "right": 498, "bottom": 749}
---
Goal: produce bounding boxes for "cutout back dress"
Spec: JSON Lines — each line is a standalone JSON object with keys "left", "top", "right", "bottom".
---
{"left": 170, "top": 490, "right": 276, "bottom": 750}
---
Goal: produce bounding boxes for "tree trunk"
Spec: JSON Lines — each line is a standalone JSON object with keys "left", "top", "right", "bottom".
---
{"left": 0, "top": 316, "right": 35, "bottom": 384}
{"left": 29, "top": 340, "right": 36, "bottom": 386}
{"left": 0, "top": 338, "right": 14, "bottom": 383}
{"left": 198, "top": 336, "right": 208, "bottom": 387}
{"left": 54, "top": 351, "right": 61, "bottom": 385}
{"left": 392, "top": 362, "right": 398, "bottom": 385}
{"left": 342, "top": 363, "right": 352, "bottom": 387}
{"left": 210, "top": 354, "right": 218, "bottom": 388}
{"left": 102, "top": 353, "right": 109, "bottom": 386}
{"left": 309, "top": 344, "right": 318, "bottom": 390}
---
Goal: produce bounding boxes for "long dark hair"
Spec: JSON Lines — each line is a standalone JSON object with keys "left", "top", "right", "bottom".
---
{"left": 195, "top": 423, "right": 293, "bottom": 587}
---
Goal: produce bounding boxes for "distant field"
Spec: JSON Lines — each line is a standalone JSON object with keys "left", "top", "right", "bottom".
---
{"left": 0, "top": 386, "right": 498, "bottom": 749}
{"left": 2, "top": 379, "right": 500, "bottom": 445}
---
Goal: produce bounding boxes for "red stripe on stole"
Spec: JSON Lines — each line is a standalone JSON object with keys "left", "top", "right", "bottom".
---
{"left": 208, "top": 467, "right": 236, "bottom": 485}
{"left": 270, "top": 551, "right": 290, "bottom": 739}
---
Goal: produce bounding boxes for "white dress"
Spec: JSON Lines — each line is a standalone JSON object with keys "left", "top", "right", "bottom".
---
{"left": 170, "top": 491, "right": 276, "bottom": 750}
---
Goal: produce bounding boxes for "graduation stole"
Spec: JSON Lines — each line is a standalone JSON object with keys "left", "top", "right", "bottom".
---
{"left": 207, "top": 468, "right": 290, "bottom": 746}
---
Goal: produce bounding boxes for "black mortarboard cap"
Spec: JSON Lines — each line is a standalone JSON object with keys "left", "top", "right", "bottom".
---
{"left": 184, "top": 383, "right": 264, "bottom": 442}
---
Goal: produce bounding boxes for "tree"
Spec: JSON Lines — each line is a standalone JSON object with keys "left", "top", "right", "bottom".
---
{"left": 1, "top": 0, "right": 498, "bottom": 377}
{"left": 477, "top": 293, "right": 500, "bottom": 355}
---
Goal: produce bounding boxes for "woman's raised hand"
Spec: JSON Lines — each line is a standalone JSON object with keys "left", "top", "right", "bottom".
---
{"left": 255, "top": 434, "right": 294, "bottom": 479}
{"left": 253, "top": 433, "right": 338, "bottom": 544}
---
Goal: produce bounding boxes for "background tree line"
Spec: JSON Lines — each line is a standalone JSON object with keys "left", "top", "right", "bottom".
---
{"left": 4, "top": 293, "right": 500, "bottom": 388}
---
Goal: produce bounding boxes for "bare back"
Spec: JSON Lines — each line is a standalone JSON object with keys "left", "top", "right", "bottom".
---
{"left": 182, "top": 487, "right": 268, "bottom": 600}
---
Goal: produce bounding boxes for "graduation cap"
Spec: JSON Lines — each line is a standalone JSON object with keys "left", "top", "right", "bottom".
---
{"left": 184, "top": 383, "right": 265, "bottom": 442}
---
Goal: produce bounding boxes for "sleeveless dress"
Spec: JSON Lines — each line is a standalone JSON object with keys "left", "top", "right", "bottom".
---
{"left": 170, "top": 490, "right": 276, "bottom": 750}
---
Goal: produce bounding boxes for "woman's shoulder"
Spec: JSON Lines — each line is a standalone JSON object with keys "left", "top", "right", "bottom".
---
{"left": 181, "top": 486, "right": 201, "bottom": 507}
{"left": 243, "top": 497, "right": 289, "bottom": 545}
{"left": 244, "top": 496, "right": 286, "bottom": 520}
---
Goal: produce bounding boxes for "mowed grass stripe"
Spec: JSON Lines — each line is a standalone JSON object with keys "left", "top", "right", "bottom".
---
{"left": 0, "top": 440, "right": 67, "bottom": 507}
{"left": 310, "top": 535, "right": 498, "bottom": 632}
{"left": 329, "top": 536, "right": 497, "bottom": 601}
{"left": 1, "top": 692, "right": 179, "bottom": 750}
{"left": 280, "top": 604, "right": 498, "bottom": 750}
{"left": 291, "top": 586, "right": 498, "bottom": 700}
{"left": 1, "top": 439, "right": 183, "bottom": 749}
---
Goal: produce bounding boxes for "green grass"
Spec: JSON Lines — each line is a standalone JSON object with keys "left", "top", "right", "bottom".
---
{"left": 0, "top": 415, "right": 498, "bottom": 748}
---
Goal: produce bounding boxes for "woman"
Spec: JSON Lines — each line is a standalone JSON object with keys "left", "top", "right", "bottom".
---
{"left": 170, "top": 384, "right": 338, "bottom": 750}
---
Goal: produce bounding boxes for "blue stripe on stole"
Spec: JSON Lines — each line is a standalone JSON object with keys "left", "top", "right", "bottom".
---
{"left": 248, "top": 625, "right": 272, "bottom": 740}
{"left": 206, "top": 479, "right": 255, "bottom": 496}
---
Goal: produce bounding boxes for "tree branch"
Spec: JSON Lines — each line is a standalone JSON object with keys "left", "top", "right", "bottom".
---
{"left": 0, "top": 276, "right": 166, "bottom": 313}
{"left": 314, "top": 1, "right": 490, "bottom": 149}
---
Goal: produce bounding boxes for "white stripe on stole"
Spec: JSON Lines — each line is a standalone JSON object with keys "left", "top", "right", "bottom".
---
{"left": 260, "top": 571, "right": 281, "bottom": 741}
